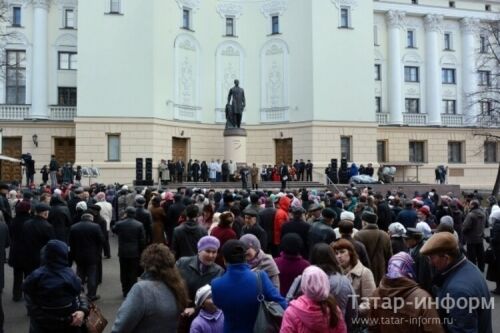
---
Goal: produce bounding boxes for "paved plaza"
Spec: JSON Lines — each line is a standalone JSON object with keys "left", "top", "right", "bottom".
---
{"left": 3, "top": 230, "right": 500, "bottom": 332}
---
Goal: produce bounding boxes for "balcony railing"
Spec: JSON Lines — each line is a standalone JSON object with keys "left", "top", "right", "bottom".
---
{"left": 260, "top": 107, "right": 289, "bottom": 123}
{"left": 376, "top": 112, "right": 389, "bottom": 124}
{"left": 441, "top": 114, "right": 463, "bottom": 127}
{"left": 403, "top": 112, "right": 428, "bottom": 126}
{"left": 49, "top": 106, "right": 76, "bottom": 120}
{"left": 0, "top": 104, "right": 30, "bottom": 120}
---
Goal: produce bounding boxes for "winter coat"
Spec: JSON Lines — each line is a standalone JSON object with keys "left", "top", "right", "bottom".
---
{"left": 176, "top": 255, "right": 224, "bottom": 306}
{"left": 8, "top": 210, "right": 30, "bottom": 269}
{"left": 396, "top": 208, "right": 418, "bottom": 229}
{"left": 23, "top": 240, "right": 89, "bottom": 333}
{"left": 463, "top": 208, "right": 486, "bottom": 244}
{"left": 308, "top": 221, "right": 337, "bottom": 252}
{"left": 111, "top": 276, "right": 180, "bottom": 333}
{"left": 274, "top": 196, "right": 291, "bottom": 245}
{"left": 433, "top": 255, "right": 492, "bottom": 333}
{"left": 69, "top": 218, "right": 105, "bottom": 266}
{"left": 280, "top": 296, "right": 347, "bottom": 333}
{"left": 281, "top": 218, "right": 311, "bottom": 258}
{"left": 150, "top": 206, "right": 167, "bottom": 244}
{"left": 368, "top": 277, "right": 444, "bottom": 333}
{"left": 190, "top": 309, "right": 224, "bottom": 333}
{"left": 171, "top": 219, "right": 207, "bottom": 260}
{"left": 135, "top": 207, "right": 153, "bottom": 244}
{"left": 354, "top": 224, "right": 392, "bottom": 286}
{"left": 408, "top": 240, "right": 434, "bottom": 294}
{"left": 48, "top": 196, "right": 72, "bottom": 243}
{"left": 376, "top": 201, "right": 392, "bottom": 231}
{"left": 210, "top": 225, "right": 237, "bottom": 267}
{"left": 345, "top": 261, "right": 376, "bottom": 317}
{"left": 258, "top": 207, "right": 276, "bottom": 250}
{"left": 165, "top": 201, "right": 186, "bottom": 244}
{"left": 275, "top": 253, "right": 310, "bottom": 296}
{"left": 96, "top": 201, "right": 113, "bottom": 230}
{"left": 390, "top": 236, "right": 407, "bottom": 255}
{"left": 0, "top": 222, "right": 9, "bottom": 289}
{"left": 112, "top": 217, "right": 146, "bottom": 258}
{"left": 212, "top": 263, "right": 287, "bottom": 333}
{"left": 487, "top": 217, "right": 500, "bottom": 282}
{"left": 22, "top": 216, "right": 56, "bottom": 273}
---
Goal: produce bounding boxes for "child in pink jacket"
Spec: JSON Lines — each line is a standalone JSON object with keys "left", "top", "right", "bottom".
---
{"left": 280, "top": 266, "right": 347, "bottom": 333}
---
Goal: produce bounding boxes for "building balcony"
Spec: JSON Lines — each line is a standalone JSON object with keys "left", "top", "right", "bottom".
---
{"left": 260, "top": 107, "right": 289, "bottom": 123}
{"left": 441, "top": 114, "right": 463, "bottom": 127}
{"left": 376, "top": 112, "right": 389, "bottom": 124}
{"left": 403, "top": 113, "right": 428, "bottom": 126}
{"left": 0, "top": 105, "right": 76, "bottom": 121}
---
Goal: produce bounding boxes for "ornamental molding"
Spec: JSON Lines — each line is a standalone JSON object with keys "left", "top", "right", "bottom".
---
{"left": 386, "top": 10, "right": 406, "bottom": 30}
{"left": 216, "top": 2, "right": 243, "bottom": 19}
{"left": 32, "top": 0, "right": 50, "bottom": 10}
{"left": 424, "top": 14, "right": 444, "bottom": 33}
{"left": 55, "top": 0, "right": 76, "bottom": 6}
{"left": 176, "top": 0, "right": 201, "bottom": 11}
{"left": 460, "top": 17, "right": 481, "bottom": 34}
{"left": 331, "top": 0, "right": 358, "bottom": 10}
{"left": 260, "top": 0, "right": 288, "bottom": 18}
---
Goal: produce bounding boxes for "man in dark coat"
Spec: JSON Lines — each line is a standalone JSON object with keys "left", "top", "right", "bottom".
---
{"left": 305, "top": 160, "right": 313, "bottom": 181}
{"left": 281, "top": 206, "right": 311, "bottom": 258}
{"left": 191, "top": 160, "right": 200, "bottom": 182}
{"left": 403, "top": 228, "right": 433, "bottom": 293}
{"left": 0, "top": 184, "right": 12, "bottom": 228}
{"left": 279, "top": 162, "right": 289, "bottom": 191}
{"left": 308, "top": 207, "right": 337, "bottom": 254}
{"left": 221, "top": 160, "right": 230, "bottom": 182}
{"left": 134, "top": 195, "right": 153, "bottom": 245}
{"left": 241, "top": 208, "right": 267, "bottom": 252}
{"left": 69, "top": 213, "right": 105, "bottom": 301}
{"left": 176, "top": 159, "right": 185, "bottom": 183}
{"left": 421, "top": 232, "right": 492, "bottom": 333}
{"left": 165, "top": 194, "right": 185, "bottom": 245}
{"left": 171, "top": 204, "right": 207, "bottom": 260}
{"left": 67, "top": 187, "right": 84, "bottom": 223}
{"left": 48, "top": 195, "right": 72, "bottom": 243}
{"left": 22, "top": 203, "right": 55, "bottom": 274}
{"left": 258, "top": 198, "right": 277, "bottom": 256}
{"left": 374, "top": 193, "right": 392, "bottom": 231}
{"left": 112, "top": 207, "right": 146, "bottom": 297}
{"left": 49, "top": 155, "right": 59, "bottom": 189}
{"left": 462, "top": 200, "right": 486, "bottom": 271}
{"left": 396, "top": 200, "right": 418, "bottom": 229}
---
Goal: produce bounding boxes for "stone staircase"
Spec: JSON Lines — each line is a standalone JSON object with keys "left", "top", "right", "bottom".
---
{"left": 161, "top": 180, "right": 327, "bottom": 190}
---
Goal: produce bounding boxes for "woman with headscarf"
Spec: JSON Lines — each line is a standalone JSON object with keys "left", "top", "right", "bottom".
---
{"left": 281, "top": 265, "right": 347, "bottom": 333}
{"left": 239, "top": 233, "right": 280, "bottom": 290}
{"left": 368, "top": 252, "right": 444, "bottom": 333}
{"left": 111, "top": 244, "right": 189, "bottom": 333}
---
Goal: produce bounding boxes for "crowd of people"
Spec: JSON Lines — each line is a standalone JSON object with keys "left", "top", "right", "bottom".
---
{"left": 0, "top": 181, "right": 496, "bottom": 332}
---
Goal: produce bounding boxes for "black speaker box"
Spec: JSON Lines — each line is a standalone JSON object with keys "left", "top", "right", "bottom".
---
{"left": 145, "top": 158, "right": 153, "bottom": 181}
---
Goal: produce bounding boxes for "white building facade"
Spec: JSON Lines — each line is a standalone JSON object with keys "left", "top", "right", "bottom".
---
{"left": 1, "top": 0, "right": 500, "bottom": 187}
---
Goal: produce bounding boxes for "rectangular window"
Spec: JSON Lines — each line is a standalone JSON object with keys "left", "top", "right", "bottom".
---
{"left": 407, "top": 30, "right": 416, "bottom": 48}
{"left": 377, "top": 140, "right": 387, "bottom": 162}
{"left": 183, "top": 8, "right": 190, "bottom": 29}
{"left": 64, "top": 9, "right": 75, "bottom": 28}
{"left": 107, "top": 134, "right": 121, "bottom": 161}
{"left": 442, "top": 100, "right": 456, "bottom": 114}
{"left": 448, "top": 141, "right": 464, "bottom": 163}
{"left": 374, "top": 64, "right": 381, "bottom": 80}
{"left": 226, "top": 17, "right": 234, "bottom": 36}
{"left": 411, "top": 0, "right": 418, "bottom": 4}
{"left": 485, "top": 141, "right": 497, "bottom": 163}
{"left": 340, "top": 136, "right": 352, "bottom": 161}
{"left": 12, "top": 6, "right": 21, "bottom": 26}
{"left": 404, "top": 66, "right": 419, "bottom": 82}
{"left": 271, "top": 15, "right": 279, "bottom": 34}
{"left": 58, "top": 52, "right": 77, "bottom": 70}
{"left": 340, "top": 7, "right": 349, "bottom": 28}
{"left": 442, "top": 68, "right": 456, "bottom": 84}
{"left": 480, "top": 35, "right": 489, "bottom": 53}
{"left": 110, "top": 0, "right": 120, "bottom": 13}
{"left": 409, "top": 141, "right": 425, "bottom": 163}
{"left": 6, "top": 50, "right": 26, "bottom": 105}
{"left": 375, "top": 96, "right": 382, "bottom": 113}
{"left": 478, "top": 70, "right": 491, "bottom": 86}
{"left": 480, "top": 100, "right": 493, "bottom": 115}
{"left": 405, "top": 98, "right": 420, "bottom": 113}
{"left": 444, "top": 32, "right": 452, "bottom": 50}
{"left": 449, "top": 1, "right": 455, "bottom": 8}
{"left": 57, "top": 87, "right": 77, "bottom": 106}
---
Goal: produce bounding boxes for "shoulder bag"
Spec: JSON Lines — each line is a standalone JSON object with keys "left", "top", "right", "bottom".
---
{"left": 85, "top": 302, "right": 108, "bottom": 333}
{"left": 253, "top": 271, "right": 284, "bottom": 333}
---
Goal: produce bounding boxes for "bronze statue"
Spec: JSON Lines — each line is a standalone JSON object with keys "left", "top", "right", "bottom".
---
{"left": 226, "top": 79, "right": 246, "bottom": 128}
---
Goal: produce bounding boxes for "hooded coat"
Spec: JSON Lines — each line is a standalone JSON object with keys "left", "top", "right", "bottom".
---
{"left": 280, "top": 296, "right": 347, "bottom": 333}
{"left": 368, "top": 277, "right": 444, "bottom": 333}
{"left": 171, "top": 219, "right": 207, "bottom": 260}
{"left": 23, "top": 240, "right": 88, "bottom": 332}
{"left": 273, "top": 196, "right": 291, "bottom": 245}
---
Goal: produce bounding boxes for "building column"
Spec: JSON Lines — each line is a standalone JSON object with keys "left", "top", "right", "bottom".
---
{"left": 386, "top": 10, "right": 405, "bottom": 125}
{"left": 30, "top": 0, "right": 50, "bottom": 119}
{"left": 461, "top": 17, "right": 480, "bottom": 124}
{"left": 424, "top": 14, "right": 443, "bottom": 126}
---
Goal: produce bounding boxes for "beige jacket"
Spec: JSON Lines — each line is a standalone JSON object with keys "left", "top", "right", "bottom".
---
{"left": 346, "top": 261, "right": 376, "bottom": 316}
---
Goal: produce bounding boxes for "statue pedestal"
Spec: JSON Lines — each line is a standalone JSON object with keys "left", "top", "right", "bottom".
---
{"left": 223, "top": 128, "right": 247, "bottom": 163}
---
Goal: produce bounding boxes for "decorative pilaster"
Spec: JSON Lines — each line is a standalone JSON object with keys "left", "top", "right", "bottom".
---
{"left": 386, "top": 10, "right": 406, "bottom": 125}
{"left": 424, "top": 14, "right": 444, "bottom": 126}
{"left": 30, "top": 0, "right": 50, "bottom": 119}
{"left": 461, "top": 17, "right": 480, "bottom": 123}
